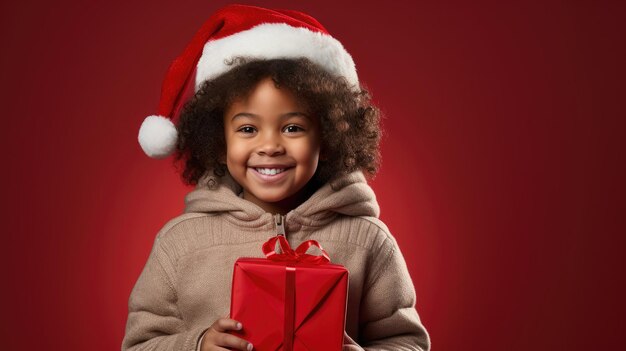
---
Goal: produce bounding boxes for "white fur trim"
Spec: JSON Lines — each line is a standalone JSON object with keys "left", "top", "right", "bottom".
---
{"left": 138, "top": 115, "right": 178, "bottom": 158}
{"left": 196, "top": 23, "right": 358, "bottom": 91}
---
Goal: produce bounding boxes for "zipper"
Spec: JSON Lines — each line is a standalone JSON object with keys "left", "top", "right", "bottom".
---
{"left": 274, "top": 213, "right": 286, "bottom": 237}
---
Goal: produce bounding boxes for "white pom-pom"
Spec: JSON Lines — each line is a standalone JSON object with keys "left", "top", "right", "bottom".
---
{"left": 138, "top": 115, "right": 178, "bottom": 159}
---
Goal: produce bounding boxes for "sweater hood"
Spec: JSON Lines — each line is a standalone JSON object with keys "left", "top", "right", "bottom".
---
{"left": 183, "top": 170, "right": 380, "bottom": 229}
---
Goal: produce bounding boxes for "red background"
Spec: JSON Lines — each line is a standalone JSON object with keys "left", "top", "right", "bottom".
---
{"left": 1, "top": 0, "right": 624, "bottom": 350}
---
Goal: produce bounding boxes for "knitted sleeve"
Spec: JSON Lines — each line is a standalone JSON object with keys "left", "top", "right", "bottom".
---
{"left": 121, "top": 231, "right": 209, "bottom": 351}
{"left": 354, "top": 231, "right": 431, "bottom": 351}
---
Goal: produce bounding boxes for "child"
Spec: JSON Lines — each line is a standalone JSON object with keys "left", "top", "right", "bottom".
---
{"left": 124, "top": 4, "right": 430, "bottom": 351}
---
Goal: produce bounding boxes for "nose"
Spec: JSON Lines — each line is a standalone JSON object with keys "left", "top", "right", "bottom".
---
{"left": 256, "top": 131, "right": 285, "bottom": 156}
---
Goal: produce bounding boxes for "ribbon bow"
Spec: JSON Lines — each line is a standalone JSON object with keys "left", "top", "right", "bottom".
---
{"left": 262, "top": 236, "right": 331, "bottom": 265}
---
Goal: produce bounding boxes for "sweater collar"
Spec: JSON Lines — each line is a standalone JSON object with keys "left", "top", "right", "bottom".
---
{"left": 183, "top": 170, "right": 380, "bottom": 229}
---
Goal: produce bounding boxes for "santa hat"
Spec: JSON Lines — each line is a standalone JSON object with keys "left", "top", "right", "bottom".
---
{"left": 138, "top": 4, "right": 359, "bottom": 159}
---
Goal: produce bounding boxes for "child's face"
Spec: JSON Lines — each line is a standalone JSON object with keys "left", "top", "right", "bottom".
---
{"left": 223, "top": 78, "right": 321, "bottom": 212}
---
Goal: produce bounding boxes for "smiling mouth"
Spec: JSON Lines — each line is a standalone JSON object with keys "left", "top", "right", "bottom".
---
{"left": 253, "top": 167, "right": 290, "bottom": 175}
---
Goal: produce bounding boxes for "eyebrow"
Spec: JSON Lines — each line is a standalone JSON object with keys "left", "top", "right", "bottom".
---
{"left": 230, "top": 112, "right": 311, "bottom": 121}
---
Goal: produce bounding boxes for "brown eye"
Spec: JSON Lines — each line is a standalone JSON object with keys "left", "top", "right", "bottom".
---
{"left": 237, "top": 126, "right": 256, "bottom": 134}
{"left": 283, "top": 125, "right": 304, "bottom": 133}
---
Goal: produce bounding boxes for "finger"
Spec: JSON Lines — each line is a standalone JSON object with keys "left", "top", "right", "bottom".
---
{"left": 207, "top": 346, "right": 237, "bottom": 351}
{"left": 210, "top": 346, "right": 250, "bottom": 351}
{"left": 215, "top": 332, "right": 253, "bottom": 351}
{"left": 212, "top": 318, "right": 243, "bottom": 332}
{"left": 208, "top": 346, "right": 237, "bottom": 351}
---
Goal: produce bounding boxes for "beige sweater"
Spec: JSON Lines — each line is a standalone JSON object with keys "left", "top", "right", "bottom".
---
{"left": 121, "top": 171, "right": 430, "bottom": 351}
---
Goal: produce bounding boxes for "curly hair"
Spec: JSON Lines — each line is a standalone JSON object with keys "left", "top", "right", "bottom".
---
{"left": 174, "top": 57, "right": 382, "bottom": 188}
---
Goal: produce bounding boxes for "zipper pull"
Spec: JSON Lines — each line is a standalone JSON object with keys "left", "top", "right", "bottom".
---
{"left": 274, "top": 213, "right": 286, "bottom": 236}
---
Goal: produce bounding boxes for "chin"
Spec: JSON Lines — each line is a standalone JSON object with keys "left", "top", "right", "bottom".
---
{"left": 256, "top": 192, "right": 290, "bottom": 203}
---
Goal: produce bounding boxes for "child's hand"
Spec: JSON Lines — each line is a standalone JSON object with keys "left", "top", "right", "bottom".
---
{"left": 200, "top": 317, "right": 253, "bottom": 351}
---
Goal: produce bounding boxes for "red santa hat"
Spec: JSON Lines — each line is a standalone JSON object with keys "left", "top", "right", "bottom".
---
{"left": 138, "top": 4, "right": 359, "bottom": 159}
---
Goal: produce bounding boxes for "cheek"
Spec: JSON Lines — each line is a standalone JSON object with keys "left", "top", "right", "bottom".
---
{"left": 292, "top": 138, "right": 321, "bottom": 167}
{"left": 225, "top": 141, "right": 250, "bottom": 167}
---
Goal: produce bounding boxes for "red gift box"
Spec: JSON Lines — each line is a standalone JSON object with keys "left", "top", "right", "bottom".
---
{"left": 230, "top": 236, "right": 349, "bottom": 351}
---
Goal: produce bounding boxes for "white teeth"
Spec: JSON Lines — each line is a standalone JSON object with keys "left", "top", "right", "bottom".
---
{"left": 255, "top": 168, "right": 286, "bottom": 175}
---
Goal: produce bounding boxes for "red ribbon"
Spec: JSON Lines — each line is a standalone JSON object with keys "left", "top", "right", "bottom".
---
{"left": 261, "top": 236, "right": 331, "bottom": 350}
{"left": 262, "top": 236, "right": 331, "bottom": 265}
{"left": 284, "top": 265, "right": 296, "bottom": 351}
